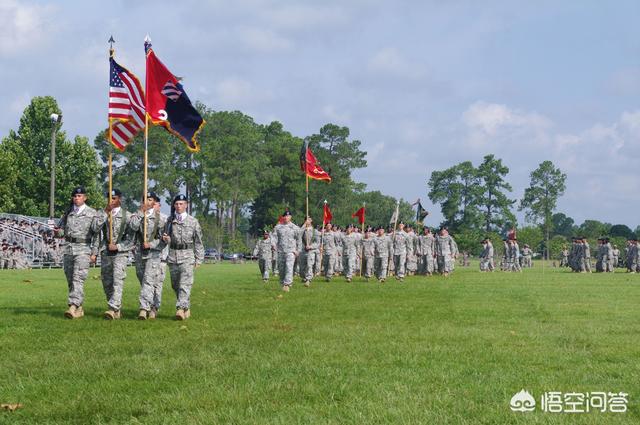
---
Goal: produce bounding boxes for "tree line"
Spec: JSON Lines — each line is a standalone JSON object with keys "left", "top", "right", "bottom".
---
{"left": 0, "top": 96, "right": 413, "bottom": 252}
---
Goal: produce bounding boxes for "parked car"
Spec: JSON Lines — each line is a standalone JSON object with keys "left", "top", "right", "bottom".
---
{"left": 222, "top": 252, "right": 245, "bottom": 261}
{"left": 204, "top": 248, "right": 220, "bottom": 260}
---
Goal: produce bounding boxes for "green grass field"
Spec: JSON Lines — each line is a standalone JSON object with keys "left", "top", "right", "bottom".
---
{"left": 1, "top": 262, "right": 639, "bottom": 424}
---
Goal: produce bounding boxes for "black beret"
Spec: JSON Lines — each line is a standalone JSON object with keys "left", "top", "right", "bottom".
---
{"left": 71, "top": 186, "right": 86, "bottom": 196}
{"left": 147, "top": 191, "right": 161, "bottom": 202}
{"left": 110, "top": 188, "right": 123, "bottom": 198}
{"left": 173, "top": 194, "right": 188, "bottom": 204}
{"left": 283, "top": 210, "right": 292, "bottom": 217}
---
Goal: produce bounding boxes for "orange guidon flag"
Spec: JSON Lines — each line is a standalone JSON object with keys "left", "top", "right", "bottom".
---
{"left": 323, "top": 203, "right": 333, "bottom": 225}
{"left": 300, "top": 140, "right": 331, "bottom": 182}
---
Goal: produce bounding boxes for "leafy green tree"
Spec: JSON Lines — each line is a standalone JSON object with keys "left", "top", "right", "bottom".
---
{"left": 517, "top": 226, "right": 544, "bottom": 255}
{"left": 0, "top": 149, "right": 18, "bottom": 212}
{"left": 519, "top": 161, "right": 567, "bottom": 259}
{"left": 427, "top": 161, "right": 481, "bottom": 231}
{"left": 1, "top": 96, "right": 103, "bottom": 216}
{"left": 476, "top": 154, "right": 515, "bottom": 232}
{"left": 551, "top": 212, "right": 575, "bottom": 237}
{"left": 577, "top": 220, "right": 611, "bottom": 239}
{"left": 609, "top": 224, "right": 633, "bottom": 239}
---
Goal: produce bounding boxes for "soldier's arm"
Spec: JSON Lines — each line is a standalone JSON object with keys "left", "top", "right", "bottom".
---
{"left": 128, "top": 211, "right": 143, "bottom": 232}
{"left": 193, "top": 220, "right": 205, "bottom": 265}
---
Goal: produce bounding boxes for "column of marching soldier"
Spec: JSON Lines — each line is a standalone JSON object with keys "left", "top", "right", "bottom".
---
{"left": 253, "top": 211, "right": 461, "bottom": 291}
{"left": 56, "top": 186, "right": 204, "bottom": 320}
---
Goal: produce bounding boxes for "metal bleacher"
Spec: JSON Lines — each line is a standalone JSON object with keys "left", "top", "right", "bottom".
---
{"left": 0, "top": 213, "right": 61, "bottom": 268}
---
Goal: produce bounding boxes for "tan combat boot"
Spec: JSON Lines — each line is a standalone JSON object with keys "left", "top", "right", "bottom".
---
{"left": 175, "top": 308, "right": 185, "bottom": 320}
{"left": 138, "top": 309, "right": 148, "bottom": 320}
{"left": 64, "top": 304, "right": 76, "bottom": 319}
{"left": 148, "top": 308, "right": 157, "bottom": 320}
{"left": 184, "top": 309, "right": 191, "bottom": 319}
{"left": 74, "top": 306, "right": 84, "bottom": 318}
{"left": 282, "top": 285, "right": 290, "bottom": 292}
{"left": 104, "top": 309, "right": 121, "bottom": 320}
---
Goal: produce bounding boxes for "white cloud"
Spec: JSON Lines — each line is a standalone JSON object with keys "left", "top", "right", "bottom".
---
{"left": 367, "top": 47, "right": 424, "bottom": 80}
{"left": 0, "top": 0, "right": 54, "bottom": 54}
{"left": 214, "top": 76, "right": 274, "bottom": 108}
{"left": 236, "top": 26, "right": 292, "bottom": 52}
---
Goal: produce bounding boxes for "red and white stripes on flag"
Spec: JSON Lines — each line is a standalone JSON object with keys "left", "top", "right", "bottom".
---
{"left": 108, "top": 57, "right": 145, "bottom": 151}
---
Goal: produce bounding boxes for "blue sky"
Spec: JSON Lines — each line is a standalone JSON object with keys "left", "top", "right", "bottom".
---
{"left": 1, "top": 0, "right": 640, "bottom": 226}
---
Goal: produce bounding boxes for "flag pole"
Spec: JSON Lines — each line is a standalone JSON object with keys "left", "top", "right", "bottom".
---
{"left": 143, "top": 114, "right": 148, "bottom": 243}
{"left": 305, "top": 174, "right": 309, "bottom": 219}
{"left": 142, "top": 35, "right": 149, "bottom": 244}
{"left": 107, "top": 36, "right": 115, "bottom": 245}
{"left": 319, "top": 199, "right": 327, "bottom": 274}
{"left": 388, "top": 200, "right": 400, "bottom": 277}
{"left": 360, "top": 202, "right": 365, "bottom": 277}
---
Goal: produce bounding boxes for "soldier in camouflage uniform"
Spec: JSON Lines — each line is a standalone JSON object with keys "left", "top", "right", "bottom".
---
{"left": 161, "top": 194, "right": 205, "bottom": 320}
{"left": 392, "top": 222, "right": 408, "bottom": 281}
{"left": 435, "top": 227, "right": 458, "bottom": 277}
{"left": 253, "top": 229, "right": 274, "bottom": 281}
{"left": 299, "top": 216, "right": 320, "bottom": 287}
{"left": 361, "top": 227, "right": 375, "bottom": 280}
{"left": 98, "top": 189, "right": 135, "bottom": 320}
{"left": 373, "top": 227, "right": 391, "bottom": 282}
{"left": 55, "top": 186, "right": 101, "bottom": 319}
{"left": 612, "top": 244, "right": 620, "bottom": 269}
{"left": 130, "top": 192, "right": 167, "bottom": 320}
{"left": 271, "top": 210, "right": 300, "bottom": 291}
{"left": 405, "top": 225, "right": 418, "bottom": 276}
{"left": 521, "top": 244, "right": 532, "bottom": 268}
{"left": 322, "top": 223, "right": 338, "bottom": 281}
{"left": 333, "top": 225, "right": 344, "bottom": 275}
{"left": 417, "top": 227, "right": 435, "bottom": 275}
{"left": 341, "top": 224, "right": 360, "bottom": 282}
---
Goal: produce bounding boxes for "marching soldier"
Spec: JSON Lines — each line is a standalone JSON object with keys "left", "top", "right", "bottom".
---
{"left": 417, "top": 227, "right": 435, "bottom": 275}
{"left": 435, "top": 227, "right": 458, "bottom": 277}
{"left": 299, "top": 216, "right": 320, "bottom": 287}
{"left": 392, "top": 222, "right": 408, "bottom": 281}
{"left": 253, "top": 229, "right": 274, "bottom": 282}
{"left": 341, "top": 224, "right": 359, "bottom": 282}
{"left": 374, "top": 227, "right": 391, "bottom": 282}
{"left": 361, "top": 227, "right": 375, "bottom": 280}
{"left": 161, "top": 194, "right": 205, "bottom": 320}
{"left": 612, "top": 244, "right": 620, "bottom": 268}
{"left": 521, "top": 244, "right": 532, "bottom": 268}
{"left": 55, "top": 186, "right": 101, "bottom": 319}
{"left": 98, "top": 189, "right": 135, "bottom": 320}
{"left": 271, "top": 210, "right": 300, "bottom": 291}
{"left": 130, "top": 192, "right": 167, "bottom": 320}
{"left": 405, "top": 225, "right": 418, "bottom": 275}
{"left": 322, "top": 222, "right": 338, "bottom": 281}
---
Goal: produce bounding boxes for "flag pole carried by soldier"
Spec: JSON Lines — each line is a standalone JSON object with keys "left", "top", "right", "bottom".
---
{"left": 98, "top": 189, "right": 135, "bottom": 320}
{"left": 129, "top": 191, "right": 167, "bottom": 320}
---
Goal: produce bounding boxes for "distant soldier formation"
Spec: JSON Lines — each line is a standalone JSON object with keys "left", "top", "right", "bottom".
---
{"left": 253, "top": 210, "right": 462, "bottom": 291}
{"left": 53, "top": 186, "right": 203, "bottom": 321}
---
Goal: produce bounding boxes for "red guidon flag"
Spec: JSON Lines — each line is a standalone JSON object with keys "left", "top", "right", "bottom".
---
{"left": 300, "top": 140, "right": 331, "bottom": 182}
{"left": 323, "top": 203, "right": 333, "bottom": 225}
{"left": 352, "top": 207, "right": 365, "bottom": 224}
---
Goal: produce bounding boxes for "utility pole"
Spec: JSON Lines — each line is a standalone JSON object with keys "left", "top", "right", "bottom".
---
{"left": 49, "top": 113, "right": 62, "bottom": 218}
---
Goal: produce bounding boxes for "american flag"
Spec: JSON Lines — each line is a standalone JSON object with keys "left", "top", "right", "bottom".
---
{"left": 108, "top": 57, "right": 145, "bottom": 151}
